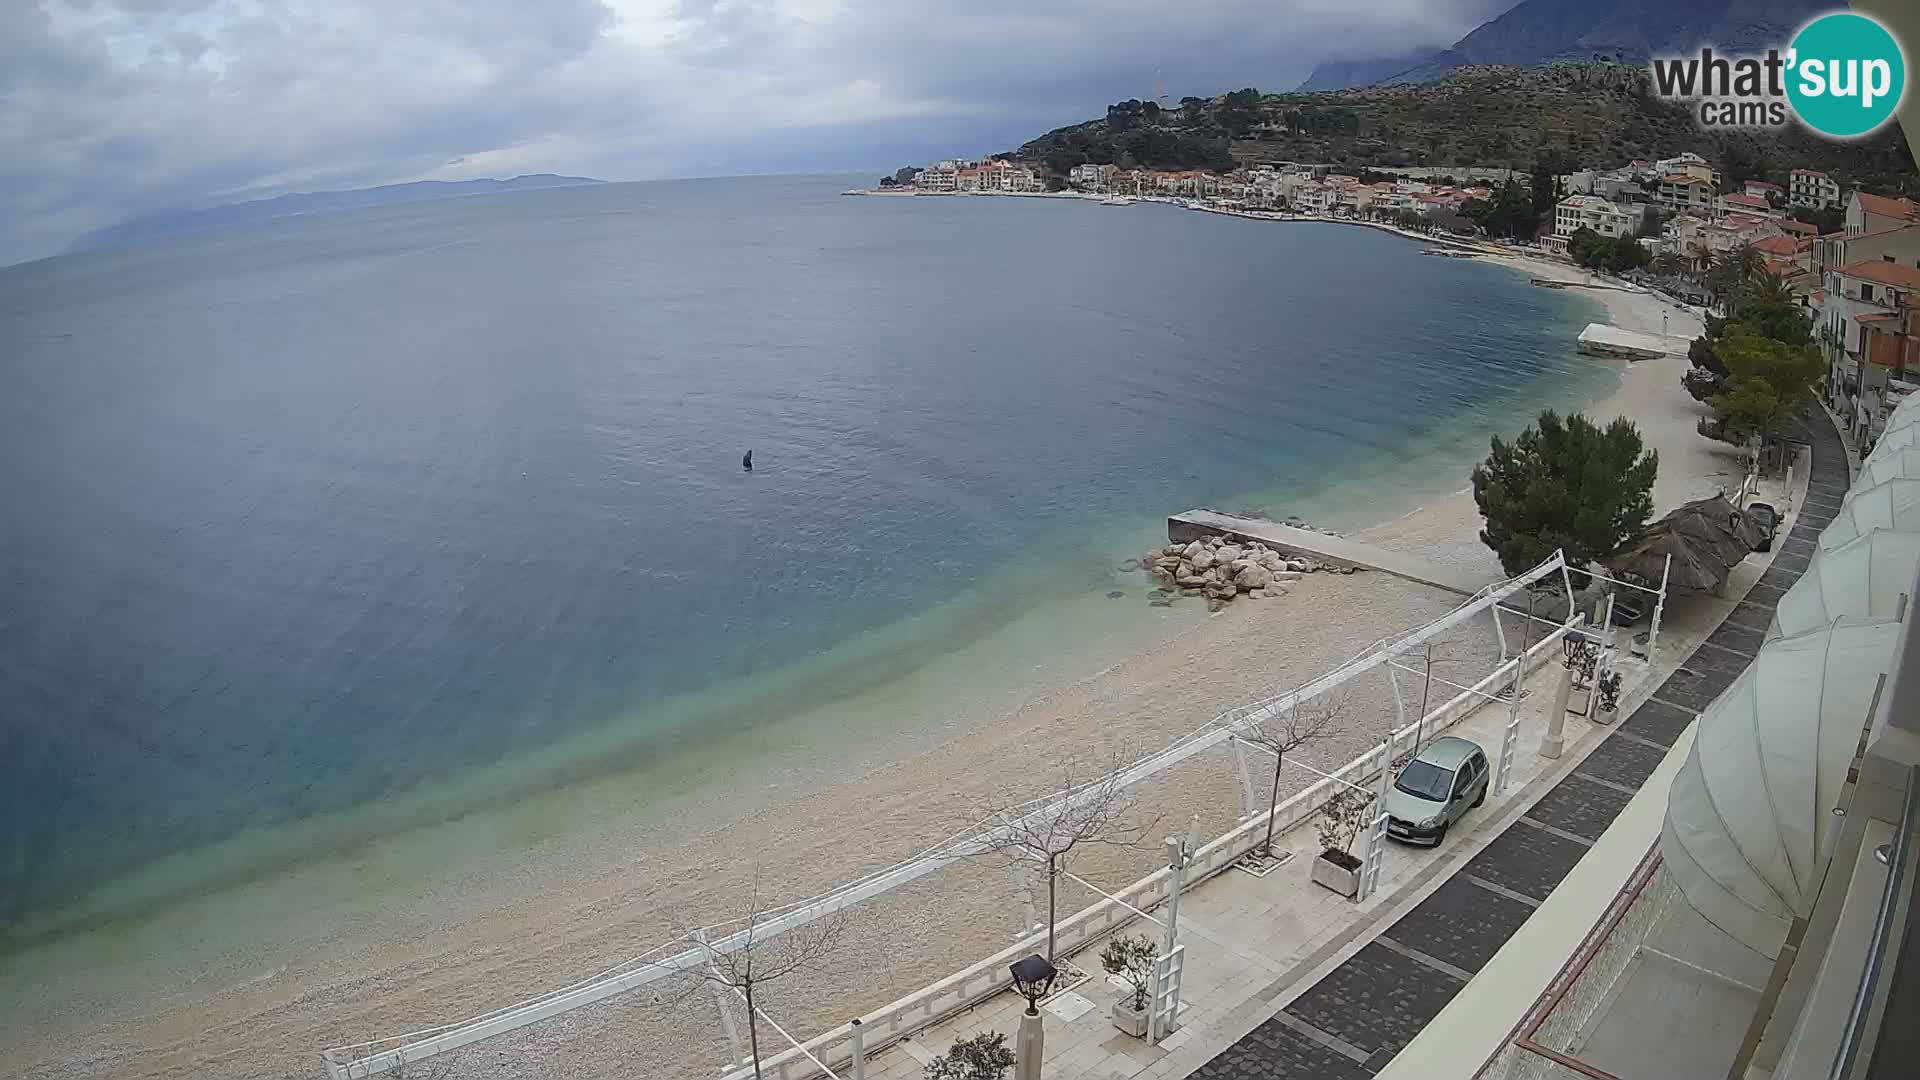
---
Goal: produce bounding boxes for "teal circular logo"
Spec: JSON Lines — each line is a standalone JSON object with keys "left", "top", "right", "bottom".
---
{"left": 1786, "top": 13, "right": 1906, "bottom": 138}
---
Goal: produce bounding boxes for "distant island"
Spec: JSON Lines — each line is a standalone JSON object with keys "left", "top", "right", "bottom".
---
{"left": 68, "top": 174, "right": 604, "bottom": 255}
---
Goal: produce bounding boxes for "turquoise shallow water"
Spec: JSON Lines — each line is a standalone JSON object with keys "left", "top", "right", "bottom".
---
{"left": 0, "top": 176, "right": 1608, "bottom": 939}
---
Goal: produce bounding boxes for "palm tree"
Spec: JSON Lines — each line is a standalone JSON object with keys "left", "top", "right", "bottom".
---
{"left": 1652, "top": 252, "right": 1688, "bottom": 279}
{"left": 1707, "top": 243, "right": 1766, "bottom": 308}
{"left": 1739, "top": 271, "right": 1795, "bottom": 312}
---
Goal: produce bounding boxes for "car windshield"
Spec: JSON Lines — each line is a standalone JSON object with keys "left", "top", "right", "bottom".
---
{"left": 1395, "top": 760, "right": 1454, "bottom": 801}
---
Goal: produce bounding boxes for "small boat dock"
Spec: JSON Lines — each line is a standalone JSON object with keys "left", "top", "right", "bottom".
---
{"left": 1167, "top": 510, "right": 1489, "bottom": 597}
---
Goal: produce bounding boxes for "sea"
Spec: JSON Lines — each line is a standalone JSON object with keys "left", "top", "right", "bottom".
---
{"left": 0, "top": 175, "right": 1611, "bottom": 953}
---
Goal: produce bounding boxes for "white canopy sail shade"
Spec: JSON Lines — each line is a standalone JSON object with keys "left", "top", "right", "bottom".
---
{"left": 1661, "top": 618, "right": 1900, "bottom": 958}
{"left": 1769, "top": 528, "right": 1920, "bottom": 638}
{"left": 1820, "top": 478, "right": 1920, "bottom": 549}
{"left": 1857, "top": 448, "right": 1920, "bottom": 489}
{"left": 1867, "top": 420, "right": 1920, "bottom": 459}
{"left": 1883, "top": 391, "right": 1920, "bottom": 432}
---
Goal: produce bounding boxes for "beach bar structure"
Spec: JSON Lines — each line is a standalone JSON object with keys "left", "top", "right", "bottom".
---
{"left": 1576, "top": 322, "right": 1674, "bottom": 362}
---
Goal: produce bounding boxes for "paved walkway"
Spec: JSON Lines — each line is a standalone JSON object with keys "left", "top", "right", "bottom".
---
{"left": 1182, "top": 404, "right": 1847, "bottom": 1078}
{"left": 1167, "top": 511, "right": 1488, "bottom": 597}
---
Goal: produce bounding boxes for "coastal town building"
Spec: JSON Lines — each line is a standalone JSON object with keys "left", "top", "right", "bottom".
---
{"left": 1820, "top": 210, "right": 1920, "bottom": 277}
{"left": 1543, "top": 194, "right": 1651, "bottom": 254}
{"left": 1655, "top": 151, "right": 1716, "bottom": 178}
{"left": 1067, "top": 163, "right": 1115, "bottom": 192}
{"left": 1791, "top": 167, "right": 1842, "bottom": 209}
{"left": 1655, "top": 171, "right": 1718, "bottom": 216}
{"left": 915, "top": 161, "right": 958, "bottom": 193}
{"left": 1821, "top": 258, "right": 1920, "bottom": 437}
{"left": 1742, "top": 179, "right": 1784, "bottom": 202}
{"left": 912, "top": 158, "right": 1040, "bottom": 195}
{"left": 1717, "top": 191, "right": 1780, "bottom": 218}
{"left": 1561, "top": 166, "right": 1648, "bottom": 203}
{"left": 1848, "top": 190, "right": 1920, "bottom": 237}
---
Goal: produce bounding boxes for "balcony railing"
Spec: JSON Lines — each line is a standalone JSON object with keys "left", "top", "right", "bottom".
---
{"left": 1476, "top": 849, "right": 1674, "bottom": 1080}
{"left": 1828, "top": 763, "right": 1918, "bottom": 1080}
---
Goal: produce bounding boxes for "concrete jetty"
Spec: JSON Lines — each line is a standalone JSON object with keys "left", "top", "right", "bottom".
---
{"left": 1168, "top": 509, "right": 1489, "bottom": 597}
{"left": 1576, "top": 322, "right": 1681, "bottom": 361}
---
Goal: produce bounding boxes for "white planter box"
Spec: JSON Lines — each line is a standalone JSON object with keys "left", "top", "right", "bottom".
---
{"left": 1111, "top": 998, "right": 1150, "bottom": 1037}
{"left": 1311, "top": 852, "right": 1361, "bottom": 898}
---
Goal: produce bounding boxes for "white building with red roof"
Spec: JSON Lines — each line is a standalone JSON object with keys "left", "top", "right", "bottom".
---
{"left": 1791, "top": 168, "right": 1840, "bottom": 209}
{"left": 1821, "top": 257, "right": 1920, "bottom": 431}
{"left": 1847, "top": 190, "right": 1920, "bottom": 237}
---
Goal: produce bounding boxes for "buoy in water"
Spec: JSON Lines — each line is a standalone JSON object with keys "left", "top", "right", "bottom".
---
{"left": 742, "top": 450, "right": 753, "bottom": 471}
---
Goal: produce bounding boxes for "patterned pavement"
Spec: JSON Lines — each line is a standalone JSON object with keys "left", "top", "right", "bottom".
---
{"left": 1187, "top": 404, "right": 1849, "bottom": 1077}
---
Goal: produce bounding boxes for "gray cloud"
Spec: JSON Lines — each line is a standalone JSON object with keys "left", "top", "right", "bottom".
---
{"left": 0, "top": 0, "right": 1508, "bottom": 266}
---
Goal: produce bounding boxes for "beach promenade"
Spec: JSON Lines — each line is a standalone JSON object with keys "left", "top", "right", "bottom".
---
{"left": 853, "top": 408, "right": 1832, "bottom": 1080}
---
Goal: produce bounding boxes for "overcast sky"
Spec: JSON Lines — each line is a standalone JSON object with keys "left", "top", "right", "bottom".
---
{"left": 0, "top": 0, "right": 1513, "bottom": 266}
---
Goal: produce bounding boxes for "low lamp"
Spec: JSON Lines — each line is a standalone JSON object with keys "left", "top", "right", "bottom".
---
{"left": 1562, "top": 630, "right": 1589, "bottom": 660}
{"left": 1008, "top": 953, "right": 1057, "bottom": 1014}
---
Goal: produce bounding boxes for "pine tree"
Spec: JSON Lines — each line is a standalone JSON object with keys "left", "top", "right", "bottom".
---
{"left": 1471, "top": 411, "right": 1659, "bottom": 581}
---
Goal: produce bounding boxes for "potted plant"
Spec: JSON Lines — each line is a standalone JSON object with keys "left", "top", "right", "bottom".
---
{"left": 925, "top": 1031, "right": 1016, "bottom": 1080}
{"left": 1099, "top": 934, "right": 1158, "bottom": 1037}
{"left": 1594, "top": 669, "right": 1623, "bottom": 724}
{"left": 1310, "top": 788, "right": 1374, "bottom": 898}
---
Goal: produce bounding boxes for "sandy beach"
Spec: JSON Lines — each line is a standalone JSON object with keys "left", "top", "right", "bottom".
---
{"left": 0, "top": 237, "right": 1735, "bottom": 1080}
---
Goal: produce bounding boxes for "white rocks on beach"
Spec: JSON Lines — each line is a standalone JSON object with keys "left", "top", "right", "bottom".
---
{"left": 1142, "top": 532, "right": 1324, "bottom": 608}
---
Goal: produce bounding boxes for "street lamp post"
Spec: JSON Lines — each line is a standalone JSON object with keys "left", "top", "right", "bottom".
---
{"left": 1009, "top": 954, "right": 1058, "bottom": 1080}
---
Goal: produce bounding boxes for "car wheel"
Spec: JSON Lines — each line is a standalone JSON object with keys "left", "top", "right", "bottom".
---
{"left": 1472, "top": 786, "right": 1486, "bottom": 809}
{"left": 1434, "top": 821, "right": 1449, "bottom": 845}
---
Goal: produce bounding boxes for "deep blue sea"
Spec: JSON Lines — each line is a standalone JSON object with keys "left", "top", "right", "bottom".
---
{"left": 0, "top": 176, "right": 1608, "bottom": 938}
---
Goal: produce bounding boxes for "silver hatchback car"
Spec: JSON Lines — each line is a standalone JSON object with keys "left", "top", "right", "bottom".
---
{"left": 1384, "top": 735, "right": 1489, "bottom": 845}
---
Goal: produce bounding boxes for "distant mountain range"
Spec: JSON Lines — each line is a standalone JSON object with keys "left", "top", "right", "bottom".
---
{"left": 1297, "top": 0, "right": 1830, "bottom": 90}
{"left": 68, "top": 174, "right": 603, "bottom": 254}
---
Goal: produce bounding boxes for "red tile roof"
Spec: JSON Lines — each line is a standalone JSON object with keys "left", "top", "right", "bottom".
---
{"left": 1779, "top": 220, "right": 1818, "bottom": 236}
{"left": 1793, "top": 168, "right": 1829, "bottom": 178}
{"left": 1746, "top": 181, "right": 1784, "bottom": 192}
{"left": 1753, "top": 235, "right": 1800, "bottom": 257}
{"left": 1722, "top": 193, "right": 1773, "bottom": 210}
{"left": 1852, "top": 220, "right": 1920, "bottom": 242}
{"left": 1839, "top": 258, "right": 1920, "bottom": 290}
{"left": 1857, "top": 192, "right": 1920, "bottom": 220}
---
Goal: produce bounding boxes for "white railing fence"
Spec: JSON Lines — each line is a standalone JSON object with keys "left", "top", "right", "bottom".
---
{"left": 324, "top": 552, "right": 1585, "bottom": 1079}
{"left": 719, "top": 604, "right": 1582, "bottom": 1080}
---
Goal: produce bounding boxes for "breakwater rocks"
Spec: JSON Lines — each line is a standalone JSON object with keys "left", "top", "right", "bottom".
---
{"left": 1132, "top": 533, "right": 1347, "bottom": 612}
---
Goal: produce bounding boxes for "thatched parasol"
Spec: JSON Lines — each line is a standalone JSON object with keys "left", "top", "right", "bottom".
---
{"left": 1605, "top": 528, "right": 1734, "bottom": 593}
{"left": 1666, "top": 495, "right": 1766, "bottom": 564}
{"left": 1604, "top": 495, "right": 1760, "bottom": 593}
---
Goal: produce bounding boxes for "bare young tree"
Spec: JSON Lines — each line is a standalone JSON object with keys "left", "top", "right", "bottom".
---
{"left": 1408, "top": 639, "right": 1467, "bottom": 760}
{"left": 967, "top": 752, "right": 1158, "bottom": 964}
{"left": 1236, "top": 692, "right": 1347, "bottom": 859}
{"left": 674, "top": 874, "right": 848, "bottom": 1080}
